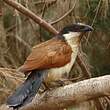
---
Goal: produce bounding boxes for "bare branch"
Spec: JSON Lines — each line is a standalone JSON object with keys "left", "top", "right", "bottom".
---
{"left": 19, "top": 75, "right": 110, "bottom": 110}
{"left": 6, "top": 18, "right": 28, "bottom": 32}
{"left": 77, "top": 53, "right": 91, "bottom": 78}
{"left": 3, "top": 0, "right": 58, "bottom": 35}
{"left": 86, "top": 0, "right": 101, "bottom": 45}
{"left": 34, "top": 0, "right": 56, "bottom": 6}
{"left": 0, "top": 70, "right": 110, "bottom": 110}
{"left": 50, "top": 0, "right": 77, "bottom": 25}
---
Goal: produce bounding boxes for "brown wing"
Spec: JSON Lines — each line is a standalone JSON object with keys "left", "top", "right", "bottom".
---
{"left": 19, "top": 37, "right": 72, "bottom": 73}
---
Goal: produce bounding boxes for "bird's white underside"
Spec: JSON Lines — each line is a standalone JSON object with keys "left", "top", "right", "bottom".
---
{"left": 46, "top": 32, "right": 80, "bottom": 82}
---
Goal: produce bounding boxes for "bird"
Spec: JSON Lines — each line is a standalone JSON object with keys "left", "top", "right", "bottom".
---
{"left": 7, "top": 23, "right": 93, "bottom": 109}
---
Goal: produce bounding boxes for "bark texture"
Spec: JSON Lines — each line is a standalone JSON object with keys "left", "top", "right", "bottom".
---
{"left": 20, "top": 75, "right": 110, "bottom": 110}
{"left": 1, "top": 75, "right": 110, "bottom": 110}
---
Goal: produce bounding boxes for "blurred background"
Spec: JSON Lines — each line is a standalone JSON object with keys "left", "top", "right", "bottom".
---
{"left": 0, "top": 0, "right": 110, "bottom": 109}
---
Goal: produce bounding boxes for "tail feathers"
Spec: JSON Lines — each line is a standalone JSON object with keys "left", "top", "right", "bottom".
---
{"left": 7, "top": 70, "right": 44, "bottom": 108}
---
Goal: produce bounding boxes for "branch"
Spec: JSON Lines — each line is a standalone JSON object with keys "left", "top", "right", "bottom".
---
{"left": 19, "top": 75, "right": 110, "bottom": 110}
{"left": 77, "top": 53, "right": 91, "bottom": 78}
{"left": 34, "top": 0, "right": 56, "bottom": 6}
{"left": 0, "top": 71, "right": 110, "bottom": 110}
{"left": 86, "top": 0, "right": 101, "bottom": 45}
{"left": 50, "top": 0, "right": 77, "bottom": 25}
{"left": 3, "top": 0, "right": 58, "bottom": 35}
{"left": 6, "top": 18, "right": 28, "bottom": 32}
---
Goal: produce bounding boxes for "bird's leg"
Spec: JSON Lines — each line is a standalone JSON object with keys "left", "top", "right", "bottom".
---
{"left": 56, "top": 78, "right": 73, "bottom": 85}
{"left": 42, "top": 81, "right": 51, "bottom": 92}
{"left": 42, "top": 80, "right": 64, "bottom": 92}
{"left": 54, "top": 80, "right": 65, "bottom": 86}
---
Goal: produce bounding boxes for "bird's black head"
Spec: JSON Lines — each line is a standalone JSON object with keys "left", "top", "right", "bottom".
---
{"left": 59, "top": 23, "right": 93, "bottom": 35}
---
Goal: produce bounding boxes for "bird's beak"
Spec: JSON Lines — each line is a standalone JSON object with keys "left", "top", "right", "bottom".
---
{"left": 83, "top": 24, "right": 93, "bottom": 32}
{"left": 78, "top": 24, "right": 93, "bottom": 40}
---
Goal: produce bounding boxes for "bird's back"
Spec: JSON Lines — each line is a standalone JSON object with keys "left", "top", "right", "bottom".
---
{"left": 18, "top": 37, "right": 72, "bottom": 73}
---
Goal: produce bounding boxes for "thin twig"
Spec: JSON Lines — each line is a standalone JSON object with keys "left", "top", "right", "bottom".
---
{"left": 6, "top": 33, "right": 31, "bottom": 50}
{"left": 77, "top": 53, "right": 91, "bottom": 78}
{"left": 86, "top": 0, "right": 102, "bottom": 45}
{"left": 6, "top": 18, "right": 28, "bottom": 32}
{"left": 34, "top": 0, "right": 56, "bottom": 6}
{"left": 3, "top": 0, "right": 58, "bottom": 35}
{"left": 25, "top": 0, "right": 42, "bottom": 43}
{"left": 39, "top": 0, "right": 47, "bottom": 42}
{"left": 50, "top": 0, "right": 77, "bottom": 25}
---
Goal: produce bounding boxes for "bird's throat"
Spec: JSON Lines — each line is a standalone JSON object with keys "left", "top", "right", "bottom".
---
{"left": 63, "top": 32, "right": 80, "bottom": 50}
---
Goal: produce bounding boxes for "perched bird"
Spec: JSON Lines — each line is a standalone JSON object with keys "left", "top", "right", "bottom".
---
{"left": 7, "top": 23, "right": 93, "bottom": 108}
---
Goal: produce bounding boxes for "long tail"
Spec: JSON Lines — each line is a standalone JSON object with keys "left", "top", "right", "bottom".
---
{"left": 7, "top": 70, "right": 44, "bottom": 109}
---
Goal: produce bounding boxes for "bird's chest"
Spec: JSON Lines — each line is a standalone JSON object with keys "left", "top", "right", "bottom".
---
{"left": 44, "top": 46, "right": 78, "bottom": 84}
